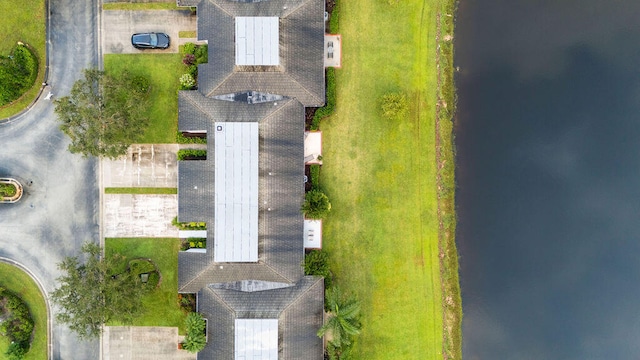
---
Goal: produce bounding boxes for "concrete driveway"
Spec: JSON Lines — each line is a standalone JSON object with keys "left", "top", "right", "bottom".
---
{"left": 102, "top": 10, "right": 196, "bottom": 54}
{"left": 104, "top": 327, "right": 196, "bottom": 360}
{"left": 0, "top": 0, "right": 101, "bottom": 358}
{"left": 104, "top": 194, "right": 178, "bottom": 238}
{"left": 102, "top": 144, "right": 178, "bottom": 188}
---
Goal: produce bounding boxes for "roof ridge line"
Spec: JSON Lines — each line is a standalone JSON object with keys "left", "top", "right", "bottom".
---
{"left": 183, "top": 91, "right": 217, "bottom": 123}
{"left": 261, "top": 260, "right": 297, "bottom": 284}
{"left": 279, "top": 277, "right": 323, "bottom": 314}
{"left": 205, "top": 72, "right": 236, "bottom": 97}
{"left": 204, "top": 286, "right": 237, "bottom": 314}
{"left": 179, "top": 259, "right": 218, "bottom": 292}
{"left": 285, "top": 73, "right": 324, "bottom": 106}
{"left": 209, "top": 0, "right": 234, "bottom": 17}
{"left": 260, "top": 97, "right": 296, "bottom": 123}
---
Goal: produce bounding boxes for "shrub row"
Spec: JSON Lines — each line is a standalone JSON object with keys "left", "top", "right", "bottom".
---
{"left": 311, "top": 68, "right": 336, "bottom": 130}
{"left": 0, "top": 44, "right": 38, "bottom": 106}
{"left": 309, "top": 164, "right": 320, "bottom": 190}
{"left": 177, "top": 149, "right": 207, "bottom": 160}
{"left": 180, "top": 43, "right": 208, "bottom": 90}
{"left": 176, "top": 131, "right": 207, "bottom": 144}
{"left": 172, "top": 217, "right": 207, "bottom": 230}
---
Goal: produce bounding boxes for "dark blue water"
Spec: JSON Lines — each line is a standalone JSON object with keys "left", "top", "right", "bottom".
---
{"left": 456, "top": 1, "right": 640, "bottom": 359}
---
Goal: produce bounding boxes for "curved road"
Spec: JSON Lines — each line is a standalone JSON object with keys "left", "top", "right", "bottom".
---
{"left": 0, "top": 0, "right": 100, "bottom": 358}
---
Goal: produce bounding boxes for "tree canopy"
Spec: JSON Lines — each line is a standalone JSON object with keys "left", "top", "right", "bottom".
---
{"left": 54, "top": 69, "right": 151, "bottom": 159}
{"left": 50, "top": 243, "right": 146, "bottom": 339}
{"left": 317, "top": 287, "right": 362, "bottom": 350}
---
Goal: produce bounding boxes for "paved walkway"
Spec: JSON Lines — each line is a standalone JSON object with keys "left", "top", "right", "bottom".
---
{"left": 103, "top": 327, "right": 196, "bottom": 360}
{"left": 102, "top": 144, "right": 179, "bottom": 188}
{"left": 103, "top": 194, "right": 178, "bottom": 238}
{"left": 102, "top": 10, "right": 197, "bottom": 54}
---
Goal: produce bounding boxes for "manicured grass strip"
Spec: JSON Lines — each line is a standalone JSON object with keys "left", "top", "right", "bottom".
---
{"left": 105, "top": 187, "right": 177, "bottom": 195}
{"left": 105, "top": 54, "right": 183, "bottom": 143}
{"left": 0, "top": 262, "right": 47, "bottom": 360}
{"left": 320, "top": 0, "right": 453, "bottom": 358}
{"left": 105, "top": 238, "right": 187, "bottom": 333}
{"left": 178, "top": 31, "right": 196, "bottom": 38}
{"left": 0, "top": 0, "right": 46, "bottom": 119}
{"left": 103, "top": 2, "right": 181, "bottom": 10}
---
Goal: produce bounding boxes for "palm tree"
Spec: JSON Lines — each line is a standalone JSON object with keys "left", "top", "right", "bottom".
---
{"left": 317, "top": 287, "right": 362, "bottom": 348}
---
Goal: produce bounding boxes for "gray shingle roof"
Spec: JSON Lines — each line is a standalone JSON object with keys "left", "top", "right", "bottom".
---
{"left": 178, "top": 94, "right": 306, "bottom": 292}
{"left": 195, "top": 0, "right": 326, "bottom": 106}
{"left": 197, "top": 277, "right": 324, "bottom": 360}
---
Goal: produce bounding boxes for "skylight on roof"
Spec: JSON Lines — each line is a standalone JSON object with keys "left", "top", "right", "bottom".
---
{"left": 235, "top": 319, "right": 278, "bottom": 360}
{"left": 236, "top": 17, "right": 280, "bottom": 66}
{"left": 214, "top": 122, "right": 259, "bottom": 263}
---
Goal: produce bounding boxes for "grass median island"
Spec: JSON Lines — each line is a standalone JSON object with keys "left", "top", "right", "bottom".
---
{"left": 104, "top": 54, "right": 183, "bottom": 143}
{"left": 320, "top": 0, "right": 460, "bottom": 358}
{"left": 105, "top": 238, "right": 187, "bottom": 333}
{"left": 0, "top": 263, "right": 47, "bottom": 360}
{"left": 0, "top": 0, "right": 46, "bottom": 119}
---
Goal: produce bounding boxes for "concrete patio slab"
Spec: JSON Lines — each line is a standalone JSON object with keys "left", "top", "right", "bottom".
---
{"left": 104, "top": 194, "right": 178, "bottom": 238}
{"left": 324, "top": 34, "right": 342, "bottom": 68}
{"left": 104, "top": 326, "right": 196, "bottom": 360}
{"left": 102, "top": 10, "right": 196, "bottom": 54}
{"left": 103, "top": 144, "right": 179, "bottom": 188}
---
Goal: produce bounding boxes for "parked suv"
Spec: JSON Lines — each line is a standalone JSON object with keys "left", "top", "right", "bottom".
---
{"left": 131, "top": 32, "right": 170, "bottom": 49}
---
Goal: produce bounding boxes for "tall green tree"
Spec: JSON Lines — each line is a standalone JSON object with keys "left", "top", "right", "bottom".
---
{"left": 50, "top": 243, "right": 145, "bottom": 339}
{"left": 54, "top": 69, "right": 150, "bottom": 159}
{"left": 317, "top": 287, "right": 362, "bottom": 348}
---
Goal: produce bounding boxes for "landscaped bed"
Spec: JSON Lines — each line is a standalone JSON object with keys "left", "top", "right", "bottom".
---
{"left": 0, "top": 262, "right": 47, "bottom": 360}
{"left": 105, "top": 238, "right": 188, "bottom": 333}
{"left": 0, "top": 178, "right": 23, "bottom": 203}
{"left": 319, "top": 0, "right": 460, "bottom": 358}
{"left": 0, "top": 0, "right": 46, "bottom": 119}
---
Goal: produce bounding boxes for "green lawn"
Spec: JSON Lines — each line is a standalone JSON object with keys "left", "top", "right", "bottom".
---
{"left": 105, "top": 238, "right": 187, "bottom": 333}
{"left": 320, "top": 0, "right": 452, "bottom": 358}
{"left": 0, "top": 0, "right": 46, "bottom": 119}
{"left": 104, "top": 54, "right": 183, "bottom": 143}
{"left": 0, "top": 263, "right": 48, "bottom": 360}
{"left": 105, "top": 187, "right": 177, "bottom": 195}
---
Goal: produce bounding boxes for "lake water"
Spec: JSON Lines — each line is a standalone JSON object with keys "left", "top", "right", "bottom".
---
{"left": 455, "top": 1, "right": 640, "bottom": 358}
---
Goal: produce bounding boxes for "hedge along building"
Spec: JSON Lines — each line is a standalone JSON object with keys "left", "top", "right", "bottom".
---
{"left": 175, "top": 0, "right": 326, "bottom": 358}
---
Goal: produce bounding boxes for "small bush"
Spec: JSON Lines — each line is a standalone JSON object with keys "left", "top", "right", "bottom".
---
{"left": 309, "top": 164, "right": 321, "bottom": 190}
{"left": 146, "top": 271, "right": 160, "bottom": 289}
{"left": 187, "top": 64, "right": 198, "bottom": 77}
{"left": 172, "top": 216, "right": 207, "bottom": 230}
{"left": 128, "top": 259, "right": 156, "bottom": 276}
{"left": 177, "top": 149, "right": 207, "bottom": 160}
{"left": 194, "top": 45, "right": 208, "bottom": 64}
{"left": 182, "top": 42, "right": 196, "bottom": 55}
{"left": 183, "top": 312, "right": 207, "bottom": 353}
{"left": 304, "top": 250, "right": 332, "bottom": 287}
{"left": 380, "top": 92, "right": 408, "bottom": 120}
{"left": 180, "top": 74, "right": 196, "bottom": 90}
{"left": 311, "top": 68, "right": 336, "bottom": 130}
{"left": 183, "top": 53, "right": 196, "bottom": 66}
{"left": 302, "top": 190, "right": 331, "bottom": 219}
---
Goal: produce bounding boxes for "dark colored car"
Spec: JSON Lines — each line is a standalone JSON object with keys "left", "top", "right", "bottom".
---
{"left": 131, "top": 32, "right": 170, "bottom": 49}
